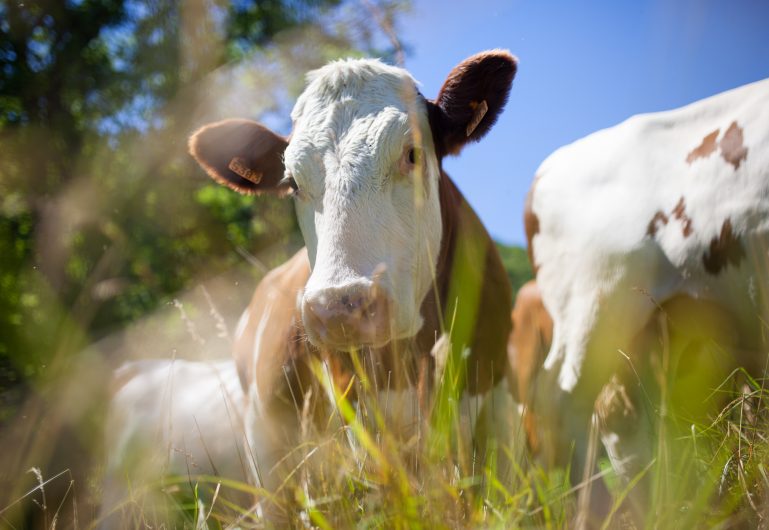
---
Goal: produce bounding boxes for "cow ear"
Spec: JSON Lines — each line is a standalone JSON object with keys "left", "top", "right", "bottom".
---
{"left": 429, "top": 50, "right": 517, "bottom": 156}
{"left": 188, "top": 119, "right": 289, "bottom": 195}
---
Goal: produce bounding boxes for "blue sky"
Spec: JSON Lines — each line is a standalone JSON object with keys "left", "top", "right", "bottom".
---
{"left": 398, "top": 0, "right": 769, "bottom": 245}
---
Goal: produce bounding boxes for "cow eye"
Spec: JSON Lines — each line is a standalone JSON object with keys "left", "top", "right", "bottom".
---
{"left": 399, "top": 144, "right": 421, "bottom": 176}
{"left": 279, "top": 175, "right": 299, "bottom": 195}
{"left": 402, "top": 145, "right": 419, "bottom": 171}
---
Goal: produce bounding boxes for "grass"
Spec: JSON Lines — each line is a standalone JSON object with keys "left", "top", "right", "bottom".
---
{"left": 93, "top": 347, "right": 768, "bottom": 528}
{"left": 3, "top": 278, "right": 768, "bottom": 529}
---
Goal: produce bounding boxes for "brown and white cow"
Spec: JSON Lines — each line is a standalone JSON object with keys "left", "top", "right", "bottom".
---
{"left": 506, "top": 280, "right": 552, "bottom": 455}
{"left": 524, "top": 78, "right": 769, "bottom": 501}
{"left": 188, "top": 52, "right": 517, "bottom": 492}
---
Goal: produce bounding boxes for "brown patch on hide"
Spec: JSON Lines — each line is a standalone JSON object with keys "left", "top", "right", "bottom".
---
{"left": 702, "top": 219, "right": 745, "bottom": 275}
{"left": 671, "top": 197, "right": 693, "bottom": 237}
{"left": 646, "top": 211, "right": 669, "bottom": 237}
{"left": 647, "top": 197, "right": 693, "bottom": 238}
{"left": 686, "top": 129, "right": 719, "bottom": 164}
{"left": 719, "top": 121, "right": 748, "bottom": 170}
{"left": 685, "top": 121, "right": 748, "bottom": 170}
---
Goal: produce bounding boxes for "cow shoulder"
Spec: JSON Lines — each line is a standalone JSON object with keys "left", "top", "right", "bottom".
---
{"left": 233, "top": 248, "right": 310, "bottom": 396}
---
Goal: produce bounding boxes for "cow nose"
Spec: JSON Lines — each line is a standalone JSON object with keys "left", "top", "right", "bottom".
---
{"left": 303, "top": 283, "right": 391, "bottom": 349}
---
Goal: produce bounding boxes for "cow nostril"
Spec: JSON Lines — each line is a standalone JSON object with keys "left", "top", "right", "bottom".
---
{"left": 361, "top": 294, "right": 384, "bottom": 321}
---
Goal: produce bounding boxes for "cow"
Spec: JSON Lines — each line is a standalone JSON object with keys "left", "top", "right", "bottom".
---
{"left": 99, "top": 360, "right": 247, "bottom": 527}
{"left": 188, "top": 51, "right": 517, "bottom": 502}
{"left": 506, "top": 280, "right": 552, "bottom": 456}
{"left": 524, "top": 78, "right": 769, "bottom": 520}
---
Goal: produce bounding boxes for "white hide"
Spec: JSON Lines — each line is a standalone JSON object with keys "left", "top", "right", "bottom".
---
{"left": 100, "top": 360, "right": 247, "bottom": 519}
{"left": 531, "top": 78, "right": 769, "bottom": 394}
{"left": 284, "top": 59, "right": 443, "bottom": 347}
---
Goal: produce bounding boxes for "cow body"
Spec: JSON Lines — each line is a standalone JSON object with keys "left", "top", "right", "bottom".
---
{"left": 188, "top": 52, "right": 517, "bottom": 498}
{"left": 526, "top": 78, "right": 769, "bottom": 490}
{"left": 99, "top": 359, "right": 247, "bottom": 526}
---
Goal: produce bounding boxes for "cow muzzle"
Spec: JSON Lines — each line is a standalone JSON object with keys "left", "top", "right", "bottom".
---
{"left": 302, "top": 280, "right": 393, "bottom": 350}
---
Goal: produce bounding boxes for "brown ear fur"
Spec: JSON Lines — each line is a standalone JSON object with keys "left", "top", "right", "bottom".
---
{"left": 429, "top": 50, "right": 517, "bottom": 157}
{"left": 188, "top": 119, "right": 289, "bottom": 195}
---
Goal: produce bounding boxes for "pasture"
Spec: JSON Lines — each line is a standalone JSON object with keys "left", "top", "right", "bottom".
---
{"left": 2, "top": 1, "right": 768, "bottom": 529}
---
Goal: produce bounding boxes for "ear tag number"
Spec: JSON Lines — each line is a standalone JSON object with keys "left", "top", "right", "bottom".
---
{"left": 228, "top": 157, "right": 263, "bottom": 184}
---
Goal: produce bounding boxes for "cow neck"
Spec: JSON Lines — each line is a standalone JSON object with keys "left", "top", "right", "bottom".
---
{"left": 413, "top": 169, "right": 461, "bottom": 350}
{"left": 418, "top": 167, "right": 513, "bottom": 395}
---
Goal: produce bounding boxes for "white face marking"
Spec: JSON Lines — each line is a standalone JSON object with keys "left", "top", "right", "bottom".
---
{"left": 284, "top": 59, "right": 443, "bottom": 347}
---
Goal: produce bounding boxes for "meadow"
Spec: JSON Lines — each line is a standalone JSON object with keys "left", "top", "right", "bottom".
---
{"left": 1, "top": 1, "right": 768, "bottom": 528}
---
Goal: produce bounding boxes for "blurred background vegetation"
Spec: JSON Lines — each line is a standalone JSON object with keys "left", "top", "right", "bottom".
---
{"left": 0, "top": 0, "right": 532, "bottom": 524}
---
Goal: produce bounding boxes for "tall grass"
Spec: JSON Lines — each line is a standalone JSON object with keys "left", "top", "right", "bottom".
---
{"left": 79, "top": 320, "right": 769, "bottom": 529}
{"left": 2, "top": 290, "right": 767, "bottom": 529}
{"left": 71, "top": 302, "right": 767, "bottom": 529}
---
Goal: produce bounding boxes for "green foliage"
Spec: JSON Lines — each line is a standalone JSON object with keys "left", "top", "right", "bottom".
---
{"left": 0, "top": 0, "right": 401, "bottom": 399}
{"left": 495, "top": 242, "right": 534, "bottom": 297}
{"left": 0, "top": 1, "right": 409, "bottom": 521}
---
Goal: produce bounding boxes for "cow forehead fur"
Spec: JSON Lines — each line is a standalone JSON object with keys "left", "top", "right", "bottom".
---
{"left": 285, "top": 58, "right": 442, "bottom": 340}
{"left": 292, "top": 58, "right": 419, "bottom": 120}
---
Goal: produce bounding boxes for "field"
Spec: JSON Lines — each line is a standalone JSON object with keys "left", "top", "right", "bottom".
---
{"left": 2, "top": 1, "right": 769, "bottom": 529}
{"left": 2, "top": 261, "right": 768, "bottom": 528}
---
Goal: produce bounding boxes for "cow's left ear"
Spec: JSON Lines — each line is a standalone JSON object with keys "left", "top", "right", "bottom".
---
{"left": 188, "top": 118, "right": 289, "bottom": 195}
{"left": 429, "top": 50, "right": 517, "bottom": 157}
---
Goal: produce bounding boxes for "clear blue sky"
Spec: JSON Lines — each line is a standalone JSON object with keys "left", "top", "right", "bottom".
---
{"left": 398, "top": 0, "right": 769, "bottom": 245}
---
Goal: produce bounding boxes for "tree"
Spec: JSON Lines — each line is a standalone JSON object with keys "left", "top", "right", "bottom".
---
{"left": 0, "top": 0, "right": 408, "bottom": 523}
{"left": 496, "top": 242, "right": 535, "bottom": 297}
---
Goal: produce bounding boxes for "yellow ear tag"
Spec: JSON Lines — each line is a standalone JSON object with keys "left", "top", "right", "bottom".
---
{"left": 228, "top": 157, "right": 263, "bottom": 184}
{"left": 466, "top": 100, "right": 488, "bottom": 137}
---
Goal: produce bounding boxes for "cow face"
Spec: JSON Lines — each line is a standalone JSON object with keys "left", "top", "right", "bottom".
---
{"left": 189, "top": 51, "right": 516, "bottom": 351}
{"left": 288, "top": 60, "right": 446, "bottom": 350}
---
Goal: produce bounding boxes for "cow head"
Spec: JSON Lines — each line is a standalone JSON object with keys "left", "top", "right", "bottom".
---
{"left": 189, "top": 51, "right": 516, "bottom": 351}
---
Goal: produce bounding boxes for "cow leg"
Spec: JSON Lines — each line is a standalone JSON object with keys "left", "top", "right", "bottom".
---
{"left": 594, "top": 296, "right": 741, "bottom": 527}
{"left": 473, "top": 381, "right": 527, "bottom": 488}
{"left": 243, "top": 358, "right": 344, "bottom": 523}
{"left": 242, "top": 386, "right": 303, "bottom": 521}
{"left": 552, "top": 374, "right": 652, "bottom": 530}
{"left": 596, "top": 374, "right": 653, "bottom": 526}
{"left": 539, "top": 281, "right": 660, "bottom": 526}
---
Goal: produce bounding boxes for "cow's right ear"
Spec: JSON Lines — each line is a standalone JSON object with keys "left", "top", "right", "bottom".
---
{"left": 188, "top": 119, "right": 289, "bottom": 195}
